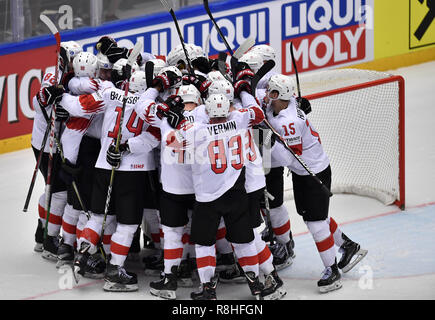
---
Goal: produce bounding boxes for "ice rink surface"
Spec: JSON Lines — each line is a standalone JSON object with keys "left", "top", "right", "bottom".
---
{"left": 1, "top": 61, "right": 434, "bottom": 302}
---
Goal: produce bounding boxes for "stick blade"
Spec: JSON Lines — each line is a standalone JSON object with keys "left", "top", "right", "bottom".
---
{"left": 127, "top": 41, "right": 143, "bottom": 67}
{"left": 233, "top": 37, "right": 256, "bottom": 59}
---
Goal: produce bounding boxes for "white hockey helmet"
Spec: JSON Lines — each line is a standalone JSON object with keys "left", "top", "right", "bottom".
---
{"left": 189, "top": 44, "right": 206, "bottom": 61}
{"left": 207, "top": 71, "right": 226, "bottom": 82}
{"left": 267, "top": 74, "right": 295, "bottom": 100}
{"left": 206, "top": 93, "right": 231, "bottom": 118}
{"left": 96, "top": 52, "right": 113, "bottom": 70}
{"left": 158, "top": 66, "right": 183, "bottom": 88}
{"left": 61, "top": 41, "right": 83, "bottom": 62}
{"left": 112, "top": 58, "right": 140, "bottom": 76}
{"left": 177, "top": 84, "right": 201, "bottom": 104}
{"left": 208, "top": 80, "right": 234, "bottom": 102}
{"left": 73, "top": 52, "right": 99, "bottom": 78}
{"left": 167, "top": 44, "right": 188, "bottom": 68}
{"left": 129, "top": 71, "right": 147, "bottom": 94}
{"left": 250, "top": 44, "right": 276, "bottom": 62}
{"left": 239, "top": 52, "right": 263, "bottom": 73}
{"left": 148, "top": 58, "right": 167, "bottom": 77}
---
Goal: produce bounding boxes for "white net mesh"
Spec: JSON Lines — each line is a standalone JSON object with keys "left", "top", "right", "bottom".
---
{"left": 283, "top": 69, "right": 403, "bottom": 206}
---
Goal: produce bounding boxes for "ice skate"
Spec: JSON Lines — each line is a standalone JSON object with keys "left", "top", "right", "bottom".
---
{"left": 338, "top": 234, "right": 368, "bottom": 273}
{"left": 72, "top": 242, "right": 91, "bottom": 284}
{"left": 41, "top": 235, "right": 60, "bottom": 261}
{"left": 83, "top": 252, "right": 106, "bottom": 279}
{"left": 103, "top": 263, "right": 138, "bottom": 292}
{"left": 270, "top": 241, "right": 293, "bottom": 271}
{"left": 191, "top": 277, "right": 218, "bottom": 300}
{"left": 150, "top": 267, "right": 178, "bottom": 300}
{"left": 34, "top": 220, "right": 44, "bottom": 253}
{"left": 177, "top": 259, "right": 194, "bottom": 287}
{"left": 56, "top": 241, "right": 75, "bottom": 269}
{"left": 143, "top": 251, "right": 164, "bottom": 276}
{"left": 318, "top": 261, "right": 342, "bottom": 293}
{"left": 245, "top": 271, "right": 264, "bottom": 300}
{"left": 218, "top": 263, "right": 246, "bottom": 283}
{"left": 260, "top": 269, "right": 287, "bottom": 300}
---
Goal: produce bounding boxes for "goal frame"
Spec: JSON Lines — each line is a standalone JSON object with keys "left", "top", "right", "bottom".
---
{"left": 304, "top": 75, "right": 405, "bottom": 210}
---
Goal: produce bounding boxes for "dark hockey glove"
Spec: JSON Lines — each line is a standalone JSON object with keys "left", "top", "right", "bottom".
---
{"left": 157, "top": 95, "right": 185, "bottom": 129}
{"left": 233, "top": 79, "right": 252, "bottom": 98}
{"left": 106, "top": 141, "right": 130, "bottom": 169}
{"left": 234, "top": 62, "right": 255, "bottom": 81}
{"left": 152, "top": 70, "right": 182, "bottom": 92}
{"left": 95, "top": 36, "right": 117, "bottom": 55}
{"left": 59, "top": 159, "right": 82, "bottom": 186}
{"left": 105, "top": 46, "right": 129, "bottom": 64}
{"left": 36, "top": 85, "right": 65, "bottom": 108}
{"left": 110, "top": 64, "right": 132, "bottom": 88}
{"left": 296, "top": 97, "right": 312, "bottom": 115}
{"left": 55, "top": 105, "right": 69, "bottom": 121}
{"left": 184, "top": 74, "right": 211, "bottom": 98}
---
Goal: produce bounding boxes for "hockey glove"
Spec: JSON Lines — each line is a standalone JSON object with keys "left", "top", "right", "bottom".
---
{"left": 183, "top": 74, "right": 211, "bottom": 98}
{"left": 296, "top": 97, "right": 312, "bottom": 115}
{"left": 152, "top": 71, "right": 182, "bottom": 92}
{"left": 157, "top": 95, "right": 185, "bottom": 129}
{"left": 106, "top": 141, "right": 130, "bottom": 169}
{"left": 105, "top": 46, "right": 129, "bottom": 64}
{"left": 36, "top": 85, "right": 65, "bottom": 108}
{"left": 233, "top": 79, "right": 252, "bottom": 98}
{"left": 55, "top": 105, "right": 69, "bottom": 122}
{"left": 234, "top": 62, "right": 255, "bottom": 81}
{"left": 95, "top": 36, "right": 117, "bottom": 55}
{"left": 59, "top": 159, "right": 82, "bottom": 186}
{"left": 110, "top": 64, "right": 132, "bottom": 89}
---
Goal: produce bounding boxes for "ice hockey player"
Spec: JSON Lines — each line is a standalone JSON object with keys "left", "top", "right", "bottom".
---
{"left": 133, "top": 65, "right": 184, "bottom": 275}
{"left": 51, "top": 63, "right": 159, "bottom": 291}
{"left": 260, "top": 74, "right": 368, "bottom": 293}
{"left": 56, "top": 51, "right": 114, "bottom": 273}
{"left": 204, "top": 79, "right": 286, "bottom": 300}
{"left": 31, "top": 41, "right": 82, "bottom": 259}
{"left": 165, "top": 92, "right": 268, "bottom": 300}
{"left": 137, "top": 84, "right": 204, "bottom": 299}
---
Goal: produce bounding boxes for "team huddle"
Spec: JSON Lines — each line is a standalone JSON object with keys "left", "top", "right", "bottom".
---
{"left": 30, "top": 35, "right": 367, "bottom": 300}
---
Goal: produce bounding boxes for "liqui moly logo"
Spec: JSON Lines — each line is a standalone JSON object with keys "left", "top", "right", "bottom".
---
{"left": 82, "top": 28, "right": 171, "bottom": 57}
{"left": 281, "top": 0, "right": 373, "bottom": 74}
{"left": 183, "top": 8, "right": 269, "bottom": 57}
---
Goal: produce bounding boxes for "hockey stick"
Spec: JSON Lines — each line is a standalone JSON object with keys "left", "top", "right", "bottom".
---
{"left": 262, "top": 119, "right": 333, "bottom": 197}
{"left": 99, "top": 41, "right": 143, "bottom": 256}
{"left": 160, "top": 0, "right": 195, "bottom": 76}
{"left": 22, "top": 109, "right": 53, "bottom": 212}
{"left": 290, "top": 42, "right": 301, "bottom": 99}
{"left": 217, "top": 52, "right": 232, "bottom": 82}
{"left": 203, "top": 0, "right": 233, "bottom": 54}
{"left": 251, "top": 60, "right": 275, "bottom": 97}
{"left": 145, "top": 60, "right": 154, "bottom": 88}
{"left": 39, "top": 14, "right": 62, "bottom": 240}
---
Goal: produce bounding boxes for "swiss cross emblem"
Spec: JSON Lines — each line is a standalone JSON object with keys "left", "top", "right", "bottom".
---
{"left": 217, "top": 103, "right": 222, "bottom": 108}
{"left": 81, "top": 66, "right": 85, "bottom": 71}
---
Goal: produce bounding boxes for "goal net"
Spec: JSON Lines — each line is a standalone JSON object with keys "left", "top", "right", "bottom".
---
{"left": 283, "top": 69, "right": 405, "bottom": 209}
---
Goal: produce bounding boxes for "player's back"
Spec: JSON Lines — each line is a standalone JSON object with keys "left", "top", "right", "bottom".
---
{"left": 96, "top": 87, "right": 149, "bottom": 171}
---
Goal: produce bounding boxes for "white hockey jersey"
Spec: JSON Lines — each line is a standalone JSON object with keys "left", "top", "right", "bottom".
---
{"left": 236, "top": 92, "right": 266, "bottom": 193}
{"left": 174, "top": 105, "right": 265, "bottom": 202}
{"left": 31, "top": 67, "right": 62, "bottom": 153}
{"left": 260, "top": 93, "right": 330, "bottom": 175}
{"left": 60, "top": 77, "right": 109, "bottom": 164}
{"left": 60, "top": 85, "right": 159, "bottom": 171}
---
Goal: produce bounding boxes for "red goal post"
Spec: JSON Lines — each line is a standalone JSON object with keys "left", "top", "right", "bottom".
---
{"left": 283, "top": 69, "right": 405, "bottom": 209}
